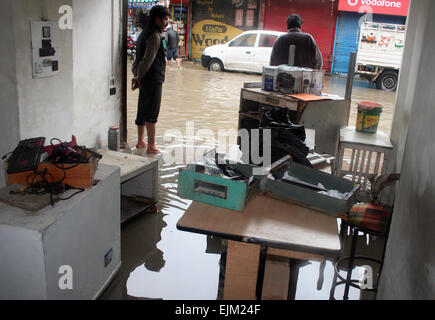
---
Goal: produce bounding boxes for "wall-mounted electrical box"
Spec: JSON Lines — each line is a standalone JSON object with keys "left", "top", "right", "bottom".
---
{"left": 31, "top": 21, "right": 60, "bottom": 79}
{"left": 109, "top": 76, "right": 116, "bottom": 96}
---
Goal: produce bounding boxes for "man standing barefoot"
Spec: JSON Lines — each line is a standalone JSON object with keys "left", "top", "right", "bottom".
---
{"left": 131, "top": 5, "right": 171, "bottom": 154}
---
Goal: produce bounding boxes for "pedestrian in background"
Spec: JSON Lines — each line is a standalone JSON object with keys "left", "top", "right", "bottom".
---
{"left": 270, "top": 14, "right": 323, "bottom": 69}
{"left": 131, "top": 5, "right": 171, "bottom": 154}
{"left": 165, "top": 23, "right": 182, "bottom": 69}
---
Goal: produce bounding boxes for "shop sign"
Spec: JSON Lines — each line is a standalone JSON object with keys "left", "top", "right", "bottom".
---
{"left": 128, "top": 0, "right": 159, "bottom": 9}
{"left": 191, "top": 19, "right": 243, "bottom": 59}
{"left": 338, "top": 0, "right": 409, "bottom": 16}
{"left": 191, "top": 0, "right": 260, "bottom": 59}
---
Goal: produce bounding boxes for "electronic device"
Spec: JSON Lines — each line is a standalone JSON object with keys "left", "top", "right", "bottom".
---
{"left": 6, "top": 137, "right": 46, "bottom": 174}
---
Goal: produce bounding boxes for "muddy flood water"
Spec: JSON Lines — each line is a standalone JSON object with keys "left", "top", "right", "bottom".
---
{"left": 100, "top": 61, "right": 396, "bottom": 300}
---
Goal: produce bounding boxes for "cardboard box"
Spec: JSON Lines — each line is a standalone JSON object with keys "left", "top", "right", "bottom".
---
{"left": 277, "top": 65, "right": 310, "bottom": 94}
{"left": 7, "top": 153, "right": 99, "bottom": 189}
{"left": 276, "top": 66, "right": 324, "bottom": 94}
{"left": 310, "top": 70, "right": 324, "bottom": 94}
{"left": 262, "top": 66, "right": 280, "bottom": 92}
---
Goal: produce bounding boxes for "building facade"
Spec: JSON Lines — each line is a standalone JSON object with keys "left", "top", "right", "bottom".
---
{"left": 332, "top": 0, "right": 408, "bottom": 74}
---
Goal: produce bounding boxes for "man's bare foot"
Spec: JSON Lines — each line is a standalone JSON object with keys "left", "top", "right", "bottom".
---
{"left": 136, "top": 141, "right": 147, "bottom": 149}
{"left": 146, "top": 146, "right": 163, "bottom": 154}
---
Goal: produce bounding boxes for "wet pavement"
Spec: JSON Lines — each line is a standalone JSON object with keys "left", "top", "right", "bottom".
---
{"left": 100, "top": 60, "right": 395, "bottom": 300}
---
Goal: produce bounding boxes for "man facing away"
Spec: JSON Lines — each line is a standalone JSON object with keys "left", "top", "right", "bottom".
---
{"left": 165, "top": 23, "right": 182, "bottom": 68}
{"left": 270, "top": 14, "right": 323, "bottom": 69}
{"left": 131, "top": 5, "right": 171, "bottom": 154}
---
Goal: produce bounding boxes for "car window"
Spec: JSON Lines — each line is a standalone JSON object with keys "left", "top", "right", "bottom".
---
{"left": 229, "top": 34, "right": 257, "bottom": 47}
{"left": 258, "top": 34, "right": 278, "bottom": 48}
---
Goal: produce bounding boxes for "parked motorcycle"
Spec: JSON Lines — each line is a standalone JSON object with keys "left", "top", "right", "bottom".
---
{"left": 127, "top": 36, "right": 136, "bottom": 60}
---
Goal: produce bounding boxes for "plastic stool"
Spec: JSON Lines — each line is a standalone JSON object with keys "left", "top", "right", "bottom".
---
{"left": 329, "top": 220, "right": 385, "bottom": 300}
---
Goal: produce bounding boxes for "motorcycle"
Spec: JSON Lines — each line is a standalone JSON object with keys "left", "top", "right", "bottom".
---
{"left": 127, "top": 36, "right": 136, "bottom": 60}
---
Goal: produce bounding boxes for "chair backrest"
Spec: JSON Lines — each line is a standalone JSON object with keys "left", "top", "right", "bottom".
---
{"left": 370, "top": 173, "right": 400, "bottom": 204}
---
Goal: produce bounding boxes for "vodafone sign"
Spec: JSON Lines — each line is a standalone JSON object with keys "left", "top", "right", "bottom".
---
{"left": 338, "top": 0, "right": 409, "bottom": 16}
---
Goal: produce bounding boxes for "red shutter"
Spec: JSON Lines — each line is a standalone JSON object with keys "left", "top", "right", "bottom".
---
{"left": 263, "top": 0, "right": 338, "bottom": 71}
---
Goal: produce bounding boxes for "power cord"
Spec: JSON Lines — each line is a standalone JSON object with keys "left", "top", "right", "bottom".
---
{"left": 19, "top": 136, "right": 97, "bottom": 205}
{"left": 7, "top": 137, "right": 99, "bottom": 205}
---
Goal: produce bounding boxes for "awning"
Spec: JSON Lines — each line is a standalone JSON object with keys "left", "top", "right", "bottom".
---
{"left": 128, "top": 0, "right": 160, "bottom": 9}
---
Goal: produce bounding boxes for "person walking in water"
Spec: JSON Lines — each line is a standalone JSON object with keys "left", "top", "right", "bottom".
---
{"left": 165, "top": 23, "right": 182, "bottom": 69}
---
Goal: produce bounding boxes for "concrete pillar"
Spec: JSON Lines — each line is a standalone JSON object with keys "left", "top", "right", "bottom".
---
{"left": 0, "top": 0, "right": 20, "bottom": 187}
{"left": 377, "top": 0, "right": 435, "bottom": 299}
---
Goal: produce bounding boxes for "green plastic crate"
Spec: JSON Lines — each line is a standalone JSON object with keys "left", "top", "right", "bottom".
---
{"left": 261, "top": 161, "right": 360, "bottom": 217}
{"left": 178, "top": 169, "right": 259, "bottom": 211}
{"left": 177, "top": 149, "right": 291, "bottom": 211}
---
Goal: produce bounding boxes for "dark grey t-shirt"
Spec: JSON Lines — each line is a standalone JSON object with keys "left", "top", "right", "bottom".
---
{"left": 166, "top": 29, "right": 179, "bottom": 50}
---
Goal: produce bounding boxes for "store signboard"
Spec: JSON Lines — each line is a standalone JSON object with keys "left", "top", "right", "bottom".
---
{"left": 338, "top": 0, "right": 409, "bottom": 16}
{"left": 128, "top": 0, "right": 159, "bottom": 9}
{"left": 191, "top": 0, "right": 260, "bottom": 59}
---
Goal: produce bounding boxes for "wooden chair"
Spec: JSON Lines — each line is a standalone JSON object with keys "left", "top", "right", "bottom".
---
{"left": 333, "top": 126, "right": 393, "bottom": 191}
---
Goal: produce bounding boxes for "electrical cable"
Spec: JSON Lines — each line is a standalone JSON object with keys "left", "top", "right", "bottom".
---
{"left": 20, "top": 137, "right": 96, "bottom": 205}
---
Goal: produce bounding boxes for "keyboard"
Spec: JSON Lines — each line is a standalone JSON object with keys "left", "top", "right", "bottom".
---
{"left": 6, "top": 137, "right": 46, "bottom": 174}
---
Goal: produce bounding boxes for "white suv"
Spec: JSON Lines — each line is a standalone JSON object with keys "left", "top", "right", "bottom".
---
{"left": 201, "top": 30, "right": 285, "bottom": 73}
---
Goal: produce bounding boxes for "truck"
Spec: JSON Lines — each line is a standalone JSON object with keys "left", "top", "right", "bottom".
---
{"left": 355, "top": 22, "right": 406, "bottom": 91}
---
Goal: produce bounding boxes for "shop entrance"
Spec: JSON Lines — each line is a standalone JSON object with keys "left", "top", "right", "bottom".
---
{"left": 121, "top": 0, "right": 190, "bottom": 146}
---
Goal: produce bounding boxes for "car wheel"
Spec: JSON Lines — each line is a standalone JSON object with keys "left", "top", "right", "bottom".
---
{"left": 208, "top": 59, "right": 224, "bottom": 72}
{"left": 376, "top": 70, "right": 398, "bottom": 91}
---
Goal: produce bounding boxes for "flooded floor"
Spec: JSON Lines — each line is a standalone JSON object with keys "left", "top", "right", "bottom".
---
{"left": 100, "top": 61, "right": 395, "bottom": 300}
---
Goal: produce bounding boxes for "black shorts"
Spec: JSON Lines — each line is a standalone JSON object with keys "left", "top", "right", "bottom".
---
{"left": 135, "top": 84, "right": 162, "bottom": 125}
{"left": 167, "top": 48, "right": 178, "bottom": 60}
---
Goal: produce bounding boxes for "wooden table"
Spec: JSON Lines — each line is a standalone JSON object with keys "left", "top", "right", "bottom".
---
{"left": 177, "top": 193, "right": 341, "bottom": 299}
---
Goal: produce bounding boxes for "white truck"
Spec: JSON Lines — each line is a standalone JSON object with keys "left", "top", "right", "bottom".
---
{"left": 356, "top": 22, "right": 406, "bottom": 91}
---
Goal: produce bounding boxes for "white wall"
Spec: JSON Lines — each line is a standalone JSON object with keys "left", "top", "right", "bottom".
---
{"left": 387, "top": 0, "right": 430, "bottom": 176}
{"left": 72, "top": 0, "right": 122, "bottom": 148}
{"left": 0, "top": 0, "right": 21, "bottom": 187}
{"left": 377, "top": 0, "right": 435, "bottom": 299}
{"left": 0, "top": 0, "right": 122, "bottom": 188}
{"left": 12, "top": 0, "right": 75, "bottom": 142}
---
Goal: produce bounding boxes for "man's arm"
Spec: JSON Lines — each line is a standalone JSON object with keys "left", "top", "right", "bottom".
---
{"left": 310, "top": 36, "right": 323, "bottom": 69}
{"left": 269, "top": 40, "right": 281, "bottom": 66}
{"left": 132, "top": 55, "right": 138, "bottom": 77}
{"left": 136, "top": 33, "right": 161, "bottom": 83}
